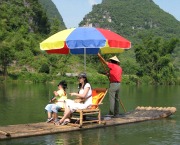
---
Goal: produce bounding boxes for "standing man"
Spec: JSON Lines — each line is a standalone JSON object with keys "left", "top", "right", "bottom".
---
{"left": 98, "top": 53, "right": 123, "bottom": 117}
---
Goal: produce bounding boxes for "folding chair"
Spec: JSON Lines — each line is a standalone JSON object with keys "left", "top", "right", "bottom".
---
{"left": 72, "top": 88, "right": 108, "bottom": 127}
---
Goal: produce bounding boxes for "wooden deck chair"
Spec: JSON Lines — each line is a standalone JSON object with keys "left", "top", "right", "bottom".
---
{"left": 71, "top": 88, "right": 108, "bottom": 127}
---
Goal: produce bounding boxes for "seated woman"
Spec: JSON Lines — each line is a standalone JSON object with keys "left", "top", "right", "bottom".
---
{"left": 56, "top": 73, "right": 92, "bottom": 125}
{"left": 45, "top": 80, "right": 67, "bottom": 123}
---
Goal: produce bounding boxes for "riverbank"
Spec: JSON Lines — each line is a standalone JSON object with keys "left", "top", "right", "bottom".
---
{"left": 0, "top": 73, "right": 180, "bottom": 85}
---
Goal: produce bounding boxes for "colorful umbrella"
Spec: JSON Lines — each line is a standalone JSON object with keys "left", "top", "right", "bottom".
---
{"left": 40, "top": 27, "right": 131, "bottom": 70}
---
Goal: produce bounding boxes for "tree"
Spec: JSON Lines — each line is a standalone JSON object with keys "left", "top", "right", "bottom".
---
{"left": 134, "top": 36, "right": 179, "bottom": 84}
{"left": 50, "top": 18, "right": 62, "bottom": 35}
{"left": 39, "top": 63, "right": 50, "bottom": 74}
{"left": 0, "top": 44, "right": 14, "bottom": 77}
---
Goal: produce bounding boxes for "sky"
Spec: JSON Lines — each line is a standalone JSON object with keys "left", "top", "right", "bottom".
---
{"left": 52, "top": 0, "right": 180, "bottom": 28}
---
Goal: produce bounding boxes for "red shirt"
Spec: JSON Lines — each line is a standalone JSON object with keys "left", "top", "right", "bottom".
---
{"left": 108, "top": 62, "right": 122, "bottom": 83}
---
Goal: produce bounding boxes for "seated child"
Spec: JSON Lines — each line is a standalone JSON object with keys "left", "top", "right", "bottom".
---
{"left": 45, "top": 80, "right": 67, "bottom": 123}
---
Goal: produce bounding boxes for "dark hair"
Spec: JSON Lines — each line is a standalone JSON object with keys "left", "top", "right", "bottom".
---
{"left": 78, "top": 77, "right": 89, "bottom": 89}
{"left": 110, "top": 60, "right": 118, "bottom": 64}
{"left": 78, "top": 72, "right": 86, "bottom": 79}
{"left": 78, "top": 73, "right": 90, "bottom": 92}
{"left": 58, "top": 80, "right": 67, "bottom": 90}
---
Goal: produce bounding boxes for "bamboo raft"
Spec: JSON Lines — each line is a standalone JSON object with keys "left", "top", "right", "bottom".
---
{"left": 0, "top": 106, "right": 176, "bottom": 140}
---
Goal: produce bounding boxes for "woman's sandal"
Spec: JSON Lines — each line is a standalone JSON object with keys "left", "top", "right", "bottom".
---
{"left": 61, "top": 120, "right": 70, "bottom": 125}
{"left": 54, "top": 118, "right": 70, "bottom": 125}
{"left": 54, "top": 120, "right": 63, "bottom": 125}
{"left": 46, "top": 118, "right": 53, "bottom": 123}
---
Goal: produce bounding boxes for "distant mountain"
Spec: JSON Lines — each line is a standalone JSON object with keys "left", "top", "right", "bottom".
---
{"left": 79, "top": 0, "right": 180, "bottom": 73}
{"left": 38, "top": 0, "right": 66, "bottom": 31}
{"left": 80, "top": 0, "right": 180, "bottom": 38}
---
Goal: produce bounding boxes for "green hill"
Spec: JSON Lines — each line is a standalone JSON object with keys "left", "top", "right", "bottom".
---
{"left": 79, "top": 0, "right": 180, "bottom": 75}
{"left": 38, "top": 0, "right": 66, "bottom": 33}
{"left": 0, "top": 0, "right": 57, "bottom": 80}
{"left": 80, "top": 0, "right": 180, "bottom": 38}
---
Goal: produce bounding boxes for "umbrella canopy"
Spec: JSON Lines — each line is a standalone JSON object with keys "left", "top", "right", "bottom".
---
{"left": 40, "top": 27, "right": 131, "bottom": 54}
{"left": 40, "top": 27, "right": 131, "bottom": 71}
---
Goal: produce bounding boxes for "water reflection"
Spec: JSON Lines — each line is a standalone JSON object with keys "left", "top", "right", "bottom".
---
{"left": 53, "top": 128, "right": 106, "bottom": 145}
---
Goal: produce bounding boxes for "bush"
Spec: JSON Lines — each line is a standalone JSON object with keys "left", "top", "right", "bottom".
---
{"left": 89, "top": 73, "right": 108, "bottom": 84}
{"left": 39, "top": 63, "right": 50, "bottom": 74}
{"left": 18, "top": 72, "right": 52, "bottom": 83}
{"left": 0, "top": 76, "right": 5, "bottom": 81}
{"left": 122, "top": 75, "right": 137, "bottom": 85}
{"left": 139, "top": 76, "right": 154, "bottom": 85}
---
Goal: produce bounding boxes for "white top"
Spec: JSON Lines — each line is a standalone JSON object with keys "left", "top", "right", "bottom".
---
{"left": 65, "top": 83, "right": 92, "bottom": 112}
{"left": 79, "top": 83, "right": 92, "bottom": 97}
{"left": 79, "top": 83, "right": 92, "bottom": 106}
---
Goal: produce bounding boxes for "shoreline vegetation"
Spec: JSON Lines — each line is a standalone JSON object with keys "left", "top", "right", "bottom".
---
{"left": 0, "top": 73, "right": 179, "bottom": 85}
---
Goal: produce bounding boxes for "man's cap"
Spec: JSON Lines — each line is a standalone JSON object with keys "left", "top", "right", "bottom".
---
{"left": 109, "top": 56, "right": 120, "bottom": 62}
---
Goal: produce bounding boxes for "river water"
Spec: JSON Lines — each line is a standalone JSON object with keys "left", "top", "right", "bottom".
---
{"left": 0, "top": 82, "right": 179, "bottom": 145}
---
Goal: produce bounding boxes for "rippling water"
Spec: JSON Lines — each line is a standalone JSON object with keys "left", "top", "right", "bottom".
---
{"left": 0, "top": 82, "right": 179, "bottom": 145}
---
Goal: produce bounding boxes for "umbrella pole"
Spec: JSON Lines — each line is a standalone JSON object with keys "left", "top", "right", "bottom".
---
{"left": 84, "top": 48, "right": 86, "bottom": 72}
